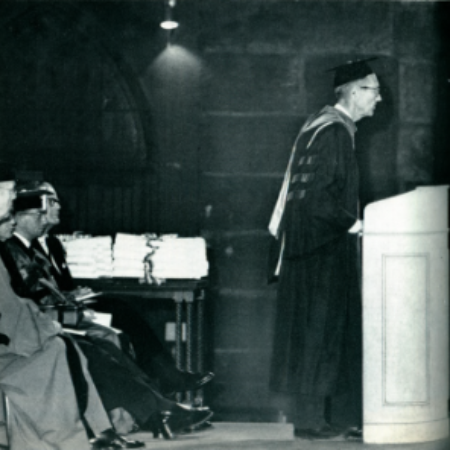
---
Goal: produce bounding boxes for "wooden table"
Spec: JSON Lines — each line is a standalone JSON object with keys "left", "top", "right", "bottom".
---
{"left": 74, "top": 278, "right": 208, "bottom": 403}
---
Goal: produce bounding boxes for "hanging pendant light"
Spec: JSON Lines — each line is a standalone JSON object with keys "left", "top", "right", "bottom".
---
{"left": 160, "top": 0, "right": 179, "bottom": 30}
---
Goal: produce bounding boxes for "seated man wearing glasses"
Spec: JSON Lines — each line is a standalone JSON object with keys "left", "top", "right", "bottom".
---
{"left": 0, "top": 189, "right": 213, "bottom": 442}
{"left": 0, "top": 166, "right": 142, "bottom": 450}
{"left": 33, "top": 181, "right": 214, "bottom": 397}
{"left": 1, "top": 190, "right": 126, "bottom": 349}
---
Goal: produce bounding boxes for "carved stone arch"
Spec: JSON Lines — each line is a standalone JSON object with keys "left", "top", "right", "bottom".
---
{"left": 0, "top": 2, "right": 153, "bottom": 182}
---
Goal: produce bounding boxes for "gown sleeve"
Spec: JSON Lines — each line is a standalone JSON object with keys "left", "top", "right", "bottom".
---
{"left": 282, "top": 123, "right": 359, "bottom": 258}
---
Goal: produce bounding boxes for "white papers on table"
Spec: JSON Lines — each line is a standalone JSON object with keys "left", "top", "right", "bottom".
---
{"left": 148, "top": 237, "right": 209, "bottom": 279}
{"left": 60, "top": 233, "right": 209, "bottom": 280}
{"left": 63, "top": 236, "right": 114, "bottom": 278}
{"left": 113, "top": 233, "right": 151, "bottom": 278}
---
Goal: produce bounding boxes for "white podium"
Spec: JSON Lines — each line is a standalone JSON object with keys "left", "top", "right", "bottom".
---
{"left": 363, "top": 186, "right": 449, "bottom": 444}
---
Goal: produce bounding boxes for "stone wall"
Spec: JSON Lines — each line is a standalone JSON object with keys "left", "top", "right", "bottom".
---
{"left": 194, "top": 0, "right": 446, "bottom": 420}
{"left": 0, "top": 0, "right": 447, "bottom": 421}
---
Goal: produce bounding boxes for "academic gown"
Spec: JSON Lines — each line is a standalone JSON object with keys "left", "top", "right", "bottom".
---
{"left": 0, "top": 257, "right": 111, "bottom": 450}
{"left": 270, "top": 106, "right": 362, "bottom": 398}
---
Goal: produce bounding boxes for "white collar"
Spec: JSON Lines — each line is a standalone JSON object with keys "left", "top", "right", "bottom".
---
{"left": 14, "top": 232, "right": 32, "bottom": 248}
{"left": 334, "top": 103, "right": 353, "bottom": 120}
{"left": 38, "top": 235, "right": 49, "bottom": 254}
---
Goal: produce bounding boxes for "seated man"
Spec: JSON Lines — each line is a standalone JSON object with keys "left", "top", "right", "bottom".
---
{"left": 0, "top": 189, "right": 124, "bottom": 350}
{"left": 0, "top": 164, "right": 139, "bottom": 450}
{"left": 1, "top": 188, "right": 213, "bottom": 441}
{"left": 34, "top": 181, "right": 214, "bottom": 396}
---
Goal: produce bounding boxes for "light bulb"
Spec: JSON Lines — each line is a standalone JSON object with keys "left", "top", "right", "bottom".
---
{"left": 160, "top": 20, "right": 179, "bottom": 30}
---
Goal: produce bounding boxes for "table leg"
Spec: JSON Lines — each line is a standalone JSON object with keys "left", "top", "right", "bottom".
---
{"left": 195, "top": 290, "right": 205, "bottom": 405}
{"left": 197, "top": 290, "right": 205, "bottom": 374}
{"left": 174, "top": 298, "right": 183, "bottom": 402}
{"left": 185, "top": 292, "right": 194, "bottom": 403}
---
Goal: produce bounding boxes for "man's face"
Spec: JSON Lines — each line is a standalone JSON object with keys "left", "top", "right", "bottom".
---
{"left": 353, "top": 74, "right": 382, "bottom": 119}
{"left": 15, "top": 208, "right": 48, "bottom": 240}
{"left": 45, "top": 192, "right": 61, "bottom": 226}
{"left": 0, "top": 180, "right": 16, "bottom": 215}
{"left": 0, "top": 212, "right": 15, "bottom": 241}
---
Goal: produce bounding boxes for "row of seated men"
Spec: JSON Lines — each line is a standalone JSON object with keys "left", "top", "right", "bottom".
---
{"left": 0, "top": 163, "right": 215, "bottom": 450}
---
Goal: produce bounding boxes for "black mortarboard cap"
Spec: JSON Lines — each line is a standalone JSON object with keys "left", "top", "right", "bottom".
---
{"left": 14, "top": 190, "right": 49, "bottom": 212}
{"left": 328, "top": 58, "right": 377, "bottom": 88}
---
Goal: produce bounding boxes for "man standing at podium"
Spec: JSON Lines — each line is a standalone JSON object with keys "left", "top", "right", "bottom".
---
{"left": 269, "top": 59, "right": 381, "bottom": 439}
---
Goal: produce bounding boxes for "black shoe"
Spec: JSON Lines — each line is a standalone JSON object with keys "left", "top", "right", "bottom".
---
{"left": 294, "top": 424, "right": 342, "bottom": 440}
{"left": 112, "top": 435, "right": 145, "bottom": 449}
{"left": 90, "top": 430, "right": 145, "bottom": 449}
{"left": 142, "top": 404, "right": 213, "bottom": 439}
{"left": 163, "top": 404, "right": 213, "bottom": 435}
{"left": 90, "top": 435, "right": 121, "bottom": 450}
{"left": 146, "top": 411, "right": 174, "bottom": 440}
{"left": 162, "top": 371, "right": 215, "bottom": 393}
{"left": 345, "top": 426, "right": 363, "bottom": 441}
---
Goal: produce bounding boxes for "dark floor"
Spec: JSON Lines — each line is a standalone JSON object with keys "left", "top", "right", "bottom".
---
{"left": 128, "top": 422, "right": 450, "bottom": 450}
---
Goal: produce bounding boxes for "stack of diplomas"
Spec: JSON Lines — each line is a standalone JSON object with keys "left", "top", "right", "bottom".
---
{"left": 60, "top": 233, "right": 209, "bottom": 281}
{"left": 147, "top": 236, "right": 209, "bottom": 280}
{"left": 113, "top": 233, "right": 150, "bottom": 278}
{"left": 113, "top": 233, "right": 209, "bottom": 280}
{"left": 62, "top": 236, "right": 114, "bottom": 278}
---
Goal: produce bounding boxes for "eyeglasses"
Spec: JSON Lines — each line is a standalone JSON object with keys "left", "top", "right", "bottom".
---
{"left": 359, "top": 86, "right": 381, "bottom": 95}
{"left": 48, "top": 197, "right": 60, "bottom": 207}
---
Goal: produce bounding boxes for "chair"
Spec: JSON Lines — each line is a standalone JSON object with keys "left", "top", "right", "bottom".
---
{"left": 0, "top": 390, "right": 9, "bottom": 449}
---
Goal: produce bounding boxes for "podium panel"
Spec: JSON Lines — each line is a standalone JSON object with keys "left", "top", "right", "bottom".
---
{"left": 363, "top": 186, "right": 449, "bottom": 444}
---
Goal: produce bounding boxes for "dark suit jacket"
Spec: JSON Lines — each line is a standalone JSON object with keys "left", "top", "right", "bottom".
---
{"left": 34, "top": 235, "right": 75, "bottom": 292}
{"left": 2, "top": 235, "right": 55, "bottom": 303}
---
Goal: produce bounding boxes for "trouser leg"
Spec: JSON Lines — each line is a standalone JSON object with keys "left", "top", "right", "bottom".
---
{"left": 346, "top": 235, "right": 363, "bottom": 428}
{"left": 94, "top": 298, "right": 179, "bottom": 382}
{"left": 74, "top": 335, "right": 159, "bottom": 426}
{"left": 59, "top": 335, "right": 89, "bottom": 416}
{"left": 345, "top": 308, "right": 363, "bottom": 427}
{"left": 58, "top": 334, "right": 94, "bottom": 437}
{"left": 294, "top": 394, "right": 327, "bottom": 429}
{"left": 61, "top": 334, "right": 122, "bottom": 436}
{"left": 76, "top": 318, "right": 123, "bottom": 350}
